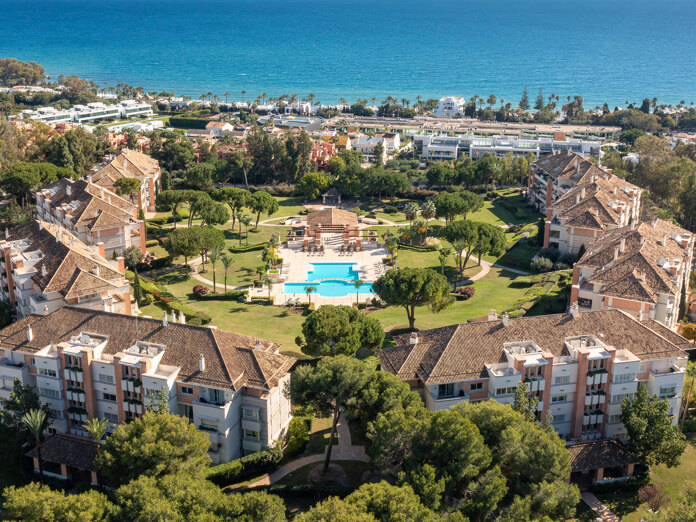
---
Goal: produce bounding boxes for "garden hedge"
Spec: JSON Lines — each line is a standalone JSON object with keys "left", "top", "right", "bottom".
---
{"left": 228, "top": 242, "right": 269, "bottom": 253}
{"left": 206, "top": 445, "right": 283, "bottom": 486}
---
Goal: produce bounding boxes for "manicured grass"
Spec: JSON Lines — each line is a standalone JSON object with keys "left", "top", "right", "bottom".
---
{"left": 306, "top": 416, "right": 337, "bottom": 455}
{"left": 596, "top": 434, "right": 696, "bottom": 521}
{"left": 276, "top": 460, "right": 372, "bottom": 486}
{"left": 396, "top": 248, "right": 482, "bottom": 280}
{"left": 273, "top": 196, "right": 307, "bottom": 218}
{"left": 138, "top": 277, "right": 307, "bottom": 358}
{"left": 369, "top": 268, "right": 531, "bottom": 333}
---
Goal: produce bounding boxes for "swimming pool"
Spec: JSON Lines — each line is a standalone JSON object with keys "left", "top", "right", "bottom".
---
{"left": 283, "top": 263, "right": 374, "bottom": 297}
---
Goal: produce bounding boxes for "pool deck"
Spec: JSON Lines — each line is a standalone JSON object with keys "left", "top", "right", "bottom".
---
{"left": 251, "top": 240, "right": 390, "bottom": 307}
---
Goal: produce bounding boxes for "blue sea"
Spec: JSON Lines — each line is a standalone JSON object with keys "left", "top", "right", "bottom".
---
{"left": 2, "top": 0, "right": 696, "bottom": 107}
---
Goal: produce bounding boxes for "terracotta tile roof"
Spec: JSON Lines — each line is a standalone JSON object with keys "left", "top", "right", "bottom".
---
{"left": 552, "top": 176, "right": 640, "bottom": 231}
{"left": 206, "top": 121, "right": 229, "bottom": 129}
{"left": 378, "top": 310, "right": 689, "bottom": 384}
{"left": 578, "top": 219, "right": 693, "bottom": 302}
{"left": 4, "top": 221, "right": 124, "bottom": 298}
{"left": 567, "top": 439, "right": 639, "bottom": 473}
{"left": 533, "top": 150, "right": 607, "bottom": 184}
{"left": 306, "top": 208, "right": 358, "bottom": 228}
{"left": 37, "top": 178, "right": 136, "bottom": 232}
{"left": 91, "top": 149, "right": 159, "bottom": 190}
{"left": 26, "top": 433, "right": 97, "bottom": 471}
{"left": 0, "top": 307, "right": 295, "bottom": 392}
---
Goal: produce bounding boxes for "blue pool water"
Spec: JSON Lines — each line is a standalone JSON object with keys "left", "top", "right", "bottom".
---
{"left": 283, "top": 263, "right": 374, "bottom": 297}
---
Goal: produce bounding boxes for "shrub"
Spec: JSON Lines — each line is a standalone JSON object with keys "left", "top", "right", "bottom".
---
{"left": 284, "top": 409, "right": 313, "bottom": 458}
{"left": 553, "top": 262, "right": 570, "bottom": 271}
{"left": 683, "top": 418, "right": 696, "bottom": 433}
{"left": 409, "top": 188, "right": 438, "bottom": 200}
{"left": 638, "top": 485, "right": 670, "bottom": 512}
{"left": 228, "top": 242, "right": 268, "bottom": 253}
{"left": 455, "top": 286, "right": 475, "bottom": 300}
{"left": 537, "top": 247, "right": 561, "bottom": 262}
{"left": 382, "top": 206, "right": 398, "bottom": 214}
{"left": 193, "top": 284, "right": 211, "bottom": 297}
{"left": 177, "top": 209, "right": 190, "bottom": 219}
{"left": 206, "top": 444, "right": 283, "bottom": 486}
{"left": 198, "top": 290, "right": 248, "bottom": 301}
{"left": 145, "top": 239, "right": 159, "bottom": 248}
{"left": 531, "top": 257, "right": 554, "bottom": 273}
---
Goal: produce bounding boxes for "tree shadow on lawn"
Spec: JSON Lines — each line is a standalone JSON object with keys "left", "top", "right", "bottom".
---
{"left": 595, "top": 491, "right": 643, "bottom": 518}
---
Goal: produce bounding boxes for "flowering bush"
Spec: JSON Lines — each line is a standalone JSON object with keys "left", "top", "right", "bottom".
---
{"left": 456, "top": 286, "right": 475, "bottom": 300}
{"left": 425, "top": 237, "right": 441, "bottom": 248}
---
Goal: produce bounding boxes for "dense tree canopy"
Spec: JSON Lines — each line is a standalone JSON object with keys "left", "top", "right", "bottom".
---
{"left": 0, "top": 161, "right": 75, "bottom": 205}
{"left": 95, "top": 411, "right": 211, "bottom": 485}
{"left": 373, "top": 268, "right": 453, "bottom": 329}
{"left": 299, "top": 304, "right": 384, "bottom": 356}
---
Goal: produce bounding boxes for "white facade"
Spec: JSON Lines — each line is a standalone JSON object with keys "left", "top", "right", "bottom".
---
{"left": 12, "top": 100, "right": 152, "bottom": 124}
{"left": 434, "top": 96, "right": 466, "bottom": 117}
{"left": 413, "top": 133, "right": 601, "bottom": 160}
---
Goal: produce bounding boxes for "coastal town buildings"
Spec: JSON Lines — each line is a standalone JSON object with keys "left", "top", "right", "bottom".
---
{"left": 89, "top": 149, "right": 161, "bottom": 212}
{"left": 570, "top": 218, "right": 694, "bottom": 329}
{"left": 35, "top": 178, "right": 145, "bottom": 257}
{"left": 13, "top": 100, "right": 152, "bottom": 124}
{"left": 0, "top": 306, "right": 295, "bottom": 464}
{"left": 205, "top": 121, "right": 235, "bottom": 137}
{"left": 544, "top": 174, "right": 643, "bottom": 254}
{"left": 527, "top": 150, "right": 608, "bottom": 213}
{"left": 413, "top": 134, "right": 600, "bottom": 162}
{"left": 377, "top": 308, "right": 691, "bottom": 442}
{"left": 352, "top": 137, "right": 388, "bottom": 163}
{"left": 433, "top": 96, "right": 466, "bottom": 117}
{"left": 0, "top": 221, "right": 132, "bottom": 318}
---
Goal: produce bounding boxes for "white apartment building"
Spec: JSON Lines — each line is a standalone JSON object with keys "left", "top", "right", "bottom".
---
{"left": 36, "top": 178, "right": 145, "bottom": 257}
{"left": 413, "top": 134, "right": 601, "bottom": 162}
{"left": 571, "top": 218, "right": 694, "bottom": 330}
{"left": 0, "top": 221, "right": 132, "bottom": 318}
{"left": 378, "top": 308, "right": 691, "bottom": 442}
{"left": 12, "top": 100, "right": 152, "bottom": 124}
{"left": 0, "top": 306, "right": 295, "bottom": 464}
{"left": 544, "top": 174, "right": 642, "bottom": 255}
{"left": 433, "top": 96, "right": 466, "bottom": 117}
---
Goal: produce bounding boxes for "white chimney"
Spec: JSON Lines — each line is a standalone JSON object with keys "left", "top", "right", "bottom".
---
{"left": 43, "top": 305, "right": 49, "bottom": 315}
{"left": 38, "top": 222, "right": 43, "bottom": 230}
{"left": 4, "top": 228, "right": 8, "bottom": 239}
{"left": 179, "top": 310, "right": 185, "bottom": 324}
{"left": 41, "top": 265, "right": 47, "bottom": 277}
{"left": 661, "top": 233, "right": 667, "bottom": 246}
{"left": 163, "top": 312, "right": 168, "bottom": 326}
{"left": 92, "top": 265, "right": 100, "bottom": 276}
{"left": 253, "top": 338, "right": 263, "bottom": 350}
{"left": 580, "top": 187, "right": 585, "bottom": 199}
{"left": 614, "top": 247, "right": 619, "bottom": 261}
{"left": 171, "top": 310, "right": 176, "bottom": 323}
{"left": 103, "top": 301, "right": 109, "bottom": 312}
{"left": 502, "top": 313, "right": 509, "bottom": 327}
{"left": 100, "top": 188, "right": 105, "bottom": 199}
{"left": 27, "top": 325, "right": 33, "bottom": 342}
{"left": 620, "top": 238, "right": 626, "bottom": 253}
{"left": 409, "top": 332, "right": 418, "bottom": 345}
{"left": 199, "top": 354, "right": 205, "bottom": 372}
{"left": 488, "top": 309, "right": 497, "bottom": 322}
{"left": 570, "top": 302, "right": 579, "bottom": 319}
{"left": 66, "top": 185, "right": 71, "bottom": 196}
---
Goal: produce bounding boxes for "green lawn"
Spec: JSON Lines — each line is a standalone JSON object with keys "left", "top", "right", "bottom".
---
{"left": 138, "top": 278, "right": 307, "bottom": 358}
{"left": 370, "top": 268, "right": 531, "bottom": 333}
{"left": 596, "top": 435, "right": 696, "bottom": 521}
{"left": 396, "top": 248, "right": 482, "bottom": 280}
{"left": 273, "top": 196, "right": 307, "bottom": 218}
{"left": 306, "top": 416, "right": 337, "bottom": 455}
{"left": 276, "top": 460, "right": 372, "bottom": 486}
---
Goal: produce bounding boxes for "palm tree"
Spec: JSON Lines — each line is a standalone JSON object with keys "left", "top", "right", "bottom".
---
{"left": 263, "top": 277, "right": 273, "bottom": 299}
{"left": 223, "top": 92, "right": 230, "bottom": 103}
{"left": 236, "top": 211, "right": 244, "bottom": 245}
{"left": 261, "top": 93, "right": 267, "bottom": 105}
{"left": 255, "top": 265, "right": 265, "bottom": 282}
{"left": 404, "top": 202, "right": 420, "bottom": 228}
{"left": 354, "top": 279, "right": 363, "bottom": 305}
{"left": 241, "top": 90, "right": 246, "bottom": 105}
{"left": 305, "top": 285, "right": 316, "bottom": 306}
{"left": 23, "top": 409, "right": 46, "bottom": 485}
{"left": 83, "top": 417, "right": 109, "bottom": 486}
{"left": 209, "top": 247, "right": 221, "bottom": 292}
{"left": 220, "top": 254, "right": 233, "bottom": 293}
{"left": 438, "top": 247, "right": 452, "bottom": 276}
{"left": 681, "top": 365, "right": 696, "bottom": 430}
{"left": 421, "top": 200, "right": 436, "bottom": 236}
{"left": 240, "top": 215, "right": 252, "bottom": 246}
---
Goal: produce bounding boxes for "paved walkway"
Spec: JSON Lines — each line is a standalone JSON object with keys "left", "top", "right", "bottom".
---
{"left": 247, "top": 414, "right": 368, "bottom": 488}
{"left": 581, "top": 492, "right": 621, "bottom": 522}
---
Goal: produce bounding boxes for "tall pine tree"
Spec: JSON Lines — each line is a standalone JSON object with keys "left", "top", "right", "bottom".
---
{"left": 519, "top": 86, "right": 530, "bottom": 111}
